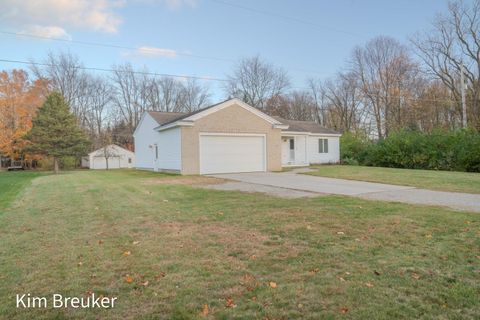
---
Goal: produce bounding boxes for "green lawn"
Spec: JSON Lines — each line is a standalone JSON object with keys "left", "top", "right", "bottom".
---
{"left": 307, "top": 165, "right": 480, "bottom": 194}
{"left": 0, "top": 171, "right": 45, "bottom": 212}
{"left": 0, "top": 170, "right": 479, "bottom": 319}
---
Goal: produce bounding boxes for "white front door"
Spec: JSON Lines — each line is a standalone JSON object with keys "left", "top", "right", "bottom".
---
{"left": 199, "top": 134, "right": 266, "bottom": 174}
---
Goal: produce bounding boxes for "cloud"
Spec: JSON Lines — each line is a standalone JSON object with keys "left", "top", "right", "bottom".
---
{"left": 0, "top": 0, "right": 123, "bottom": 34}
{"left": 121, "top": 46, "right": 178, "bottom": 59}
{"left": 20, "top": 25, "right": 72, "bottom": 40}
{"left": 131, "top": 46, "right": 178, "bottom": 58}
{"left": 133, "top": 0, "right": 198, "bottom": 10}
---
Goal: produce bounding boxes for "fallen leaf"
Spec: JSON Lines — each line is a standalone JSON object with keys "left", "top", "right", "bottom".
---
{"left": 365, "top": 282, "right": 374, "bottom": 288}
{"left": 298, "top": 303, "right": 303, "bottom": 308}
{"left": 306, "top": 225, "right": 312, "bottom": 230}
{"left": 269, "top": 282, "right": 277, "bottom": 288}
{"left": 250, "top": 255, "right": 257, "bottom": 260}
{"left": 225, "top": 297, "right": 236, "bottom": 308}
{"left": 338, "top": 277, "right": 346, "bottom": 282}
{"left": 141, "top": 280, "right": 149, "bottom": 287}
{"left": 155, "top": 272, "right": 166, "bottom": 280}
{"left": 123, "top": 251, "right": 131, "bottom": 256}
{"left": 251, "top": 296, "right": 257, "bottom": 301}
{"left": 77, "top": 262, "right": 83, "bottom": 266}
{"left": 340, "top": 306, "right": 349, "bottom": 314}
{"left": 337, "top": 231, "right": 345, "bottom": 235}
{"left": 345, "top": 272, "right": 351, "bottom": 275}
{"left": 94, "top": 207, "right": 99, "bottom": 210}
{"left": 132, "top": 241, "right": 140, "bottom": 245}
{"left": 218, "top": 212, "right": 224, "bottom": 215}
{"left": 125, "top": 275, "right": 134, "bottom": 284}
{"left": 374, "top": 270, "right": 381, "bottom": 276}
{"left": 425, "top": 234, "right": 432, "bottom": 239}
{"left": 201, "top": 304, "right": 209, "bottom": 316}
{"left": 163, "top": 199, "right": 169, "bottom": 202}
{"left": 98, "top": 240, "right": 104, "bottom": 245}
{"left": 412, "top": 273, "right": 420, "bottom": 280}
{"left": 85, "top": 290, "right": 93, "bottom": 296}
{"left": 310, "top": 268, "right": 320, "bottom": 273}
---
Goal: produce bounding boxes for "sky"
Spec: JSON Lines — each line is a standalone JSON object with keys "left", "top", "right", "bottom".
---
{"left": 0, "top": 0, "right": 452, "bottom": 100}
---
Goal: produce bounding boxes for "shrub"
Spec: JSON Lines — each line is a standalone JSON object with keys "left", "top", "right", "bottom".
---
{"left": 340, "top": 129, "right": 480, "bottom": 172}
{"left": 340, "top": 132, "right": 371, "bottom": 164}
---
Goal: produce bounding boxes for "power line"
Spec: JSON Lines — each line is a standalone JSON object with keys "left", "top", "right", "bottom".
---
{"left": 209, "top": 0, "right": 361, "bottom": 38}
{"left": 0, "top": 58, "right": 459, "bottom": 104}
{"left": 0, "top": 58, "right": 229, "bottom": 82}
{"left": 0, "top": 30, "right": 234, "bottom": 63}
{"left": 0, "top": 30, "right": 332, "bottom": 77}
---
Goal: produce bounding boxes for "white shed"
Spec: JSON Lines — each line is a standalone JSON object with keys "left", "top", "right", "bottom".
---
{"left": 87, "top": 144, "right": 135, "bottom": 170}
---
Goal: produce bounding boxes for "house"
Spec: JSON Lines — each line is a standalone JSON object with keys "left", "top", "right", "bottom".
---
{"left": 83, "top": 144, "right": 135, "bottom": 170}
{"left": 133, "top": 98, "right": 341, "bottom": 174}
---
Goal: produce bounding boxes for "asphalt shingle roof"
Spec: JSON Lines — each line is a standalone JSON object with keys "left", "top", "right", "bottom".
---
{"left": 273, "top": 116, "right": 341, "bottom": 135}
{"left": 147, "top": 111, "right": 186, "bottom": 126}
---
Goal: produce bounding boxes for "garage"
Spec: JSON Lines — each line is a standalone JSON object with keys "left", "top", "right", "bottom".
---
{"left": 85, "top": 144, "right": 135, "bottom": 170}
{"left": 199, "top": 134, "right": 266, "bottom": 174}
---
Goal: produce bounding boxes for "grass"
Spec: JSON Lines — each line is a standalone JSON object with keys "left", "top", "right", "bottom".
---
{"left": 307, "top": 165, "right": 480, "bottom": 194}
{"left": 0, "top": 170, "right": 479, "bottom": 319}
{"left": 0, "top": 171, "right": 45, "bottom": 212}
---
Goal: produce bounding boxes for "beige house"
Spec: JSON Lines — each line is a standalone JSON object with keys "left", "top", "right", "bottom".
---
{"left": 133, "top": 98, "right": 341, "bottom": 174}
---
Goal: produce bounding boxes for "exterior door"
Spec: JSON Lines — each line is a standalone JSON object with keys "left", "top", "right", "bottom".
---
{"left": 289, "top": 138, "right": 295, "bottom": 162}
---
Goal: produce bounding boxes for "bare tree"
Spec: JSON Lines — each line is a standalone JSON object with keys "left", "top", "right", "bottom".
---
{"left": 179, "top": 78, "right": 211, "bottom": 112}
{"left": 322, "top": 72, "right": 365, "bottom": 132}
{"left": 265, "top": 91, "right": 316, "bottom": 121}
{"left": 30, "top": 51, "right": 89, "bottom": 121}
{"left": 111, "top": 63, "right": 148, "bottom": 134}
{"left": 154, "top": 77, "right": 182, "bottom": 112}
{"left": 411, "top": 0, "right": 480, "bottom": 129}
{"left": 82, "top": 76, "right": 113, "bottom": 146}
{"left": 350, "top": 36, "right": 418, "bottom": 138}
{"left": 307, "top": 78, "right": 329, "bottom": 125}
{"left": 225, "top": 55, "right": 290, "bottom": 110}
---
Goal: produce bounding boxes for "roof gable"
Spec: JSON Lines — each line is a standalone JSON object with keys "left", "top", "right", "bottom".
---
{"left": 155, "top": 98, "right": 286, "bottom": 131}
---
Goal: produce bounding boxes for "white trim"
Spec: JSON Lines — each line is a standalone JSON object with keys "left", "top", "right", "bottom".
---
{"left": 198, "top": 132, "right": 267, "bottom": 174}
{"left": 155, "top": 120, "right": 194, "bottom": 131}
{"left": 282, "top": 131, "right": 342, "bottom": 137}
{"left": 273, "top": 124, "right": 289, "bottom": 129}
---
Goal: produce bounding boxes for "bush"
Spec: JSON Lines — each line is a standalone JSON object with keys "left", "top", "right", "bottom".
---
{"left": 340, "top": 129, "right": 480, "bottom": 172}
{"left": 340, "top": 132, "right": 371, "bottom": 164}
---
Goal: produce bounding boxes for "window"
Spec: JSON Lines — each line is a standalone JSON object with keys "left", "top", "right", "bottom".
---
{"left": 289, "top": 138, "right": 294, "bottom": 150}
{"left": 318, "top": 139, "right": 329, "bottom": 153}
{"left": 128, "top": 158, "right": 132, "bottom": 164}
{"left": 155, "top": 145, "right": 158, "bottom": 159}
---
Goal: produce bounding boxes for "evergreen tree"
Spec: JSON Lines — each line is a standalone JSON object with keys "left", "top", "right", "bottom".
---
{"left": 24, "top": 92, "right": 90, "bottom": 173}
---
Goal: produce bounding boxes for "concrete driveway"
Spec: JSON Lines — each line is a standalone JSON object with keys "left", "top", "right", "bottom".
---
{"left": 211, "top": 171, "right": 480, "bottom": 213}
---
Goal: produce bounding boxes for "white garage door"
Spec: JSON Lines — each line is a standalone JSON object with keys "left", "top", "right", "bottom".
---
{"left": 92, "top": 157, "right": 121, "bottom": 169}
{"left": 199, "top": 134, "right": 266, "bottom": 174}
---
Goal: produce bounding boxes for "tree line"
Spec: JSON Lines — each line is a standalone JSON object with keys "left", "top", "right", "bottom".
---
{"left": 1, "top": 0, "right": 479, "bottom": 166}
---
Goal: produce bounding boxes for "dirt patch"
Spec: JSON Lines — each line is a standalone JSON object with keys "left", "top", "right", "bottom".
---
{"left": 142, "top": 176, "right": 227, "bottom": 186}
